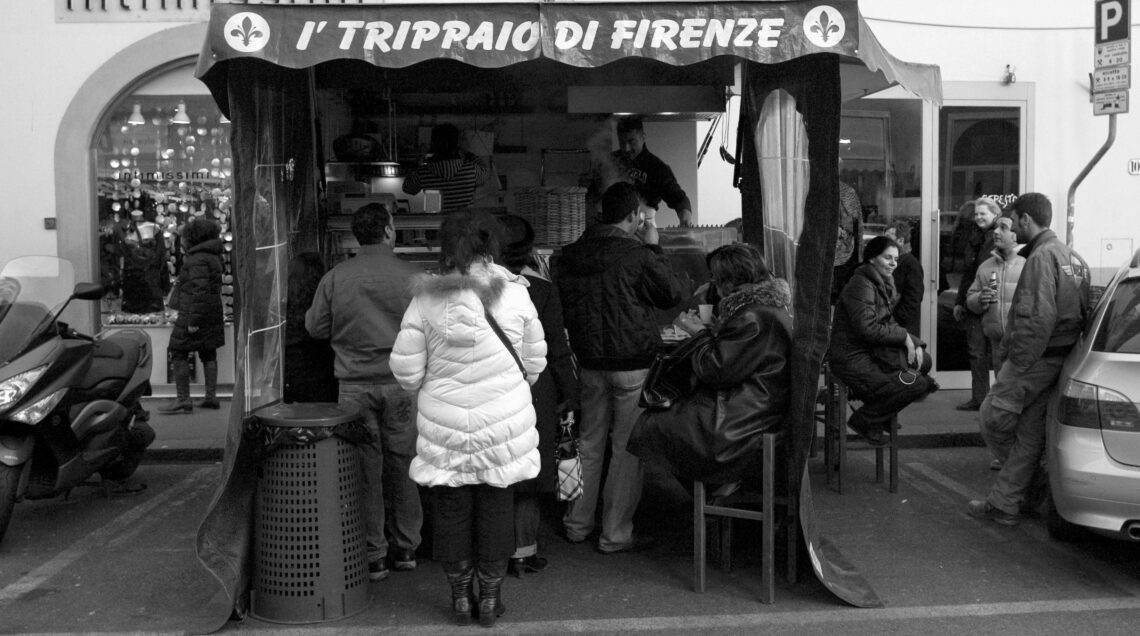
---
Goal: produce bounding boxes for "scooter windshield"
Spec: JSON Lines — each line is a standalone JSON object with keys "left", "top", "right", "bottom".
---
{"left": 0, "top": 256, "right": 76, "bottom": 364}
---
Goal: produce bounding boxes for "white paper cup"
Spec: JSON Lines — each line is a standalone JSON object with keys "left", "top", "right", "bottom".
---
{"left": 698, "top": 304, "right": 714, "bottom": 324}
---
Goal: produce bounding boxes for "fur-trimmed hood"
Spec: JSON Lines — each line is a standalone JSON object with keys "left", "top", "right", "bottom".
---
{"left": 411, "top": 262, "right": 528, "bottom": 309}
{"left": 718, "top": 277, "right": 792, "bottom": 319}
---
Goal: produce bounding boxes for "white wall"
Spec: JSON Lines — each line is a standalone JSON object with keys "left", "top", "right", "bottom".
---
{"left": 862, "top": 0, "right": 1140, "bottom": 280}
{"left": 0, "top": 2, "right": 178, "bottom": 265}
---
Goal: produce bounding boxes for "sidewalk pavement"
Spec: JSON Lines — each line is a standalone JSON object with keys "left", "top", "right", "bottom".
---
{"left": 140, "top": 388, "right": 987, "bottom": 465}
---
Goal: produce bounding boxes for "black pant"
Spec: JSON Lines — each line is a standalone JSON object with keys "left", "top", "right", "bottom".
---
{"left": 857, "top": 372, "right": 935, "bottom": 428}
{"left": 432, "top": 484, "right": 514, "bottom": 565}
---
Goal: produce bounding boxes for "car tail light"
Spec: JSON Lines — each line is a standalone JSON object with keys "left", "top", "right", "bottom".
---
{"left": 1098, "top": 387, "right": 1140, "bottom": 432}
{"left": 1058, "top": 379, "right": 1100, "bottom": 428}
{"left": 1057, "top": 379, "right": 1140, "bottom": 432}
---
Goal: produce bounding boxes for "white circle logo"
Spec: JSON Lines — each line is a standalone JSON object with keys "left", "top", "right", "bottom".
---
{"left": 224, "top": 12, "right": 270, "bottom": 53}
{"left": 803, "top": 6, "right": 846, "bottom": 48}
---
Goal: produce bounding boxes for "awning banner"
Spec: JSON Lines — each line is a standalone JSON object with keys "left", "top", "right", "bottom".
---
{"left": 197, "top": 1, "right": 860, "bottom": 76}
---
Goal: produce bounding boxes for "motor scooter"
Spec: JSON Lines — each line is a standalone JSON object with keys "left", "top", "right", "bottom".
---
{"left": 0, "top": 256, "right": 155, "bottom": 543}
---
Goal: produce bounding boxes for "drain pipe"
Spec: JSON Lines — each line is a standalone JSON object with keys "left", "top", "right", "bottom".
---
{"left": 1067, "top": 114, "right": 1117, "bottom": 247}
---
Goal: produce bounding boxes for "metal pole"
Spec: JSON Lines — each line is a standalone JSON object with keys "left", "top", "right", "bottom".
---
{"left": 1066, "top": 114, "right": 1116, "bottom": 247}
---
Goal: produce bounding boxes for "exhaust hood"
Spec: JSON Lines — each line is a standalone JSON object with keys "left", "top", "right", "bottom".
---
{"left": 567, "top": 85, "right": 725, "bottom": 121}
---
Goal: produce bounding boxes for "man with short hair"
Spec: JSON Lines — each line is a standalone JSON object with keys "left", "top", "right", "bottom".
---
{"left": 555, "top": 182, "right": 685, "bottom": 554}
{"left": 306, "top": 203, "right": 424, "bottom": 579}
{"left": 968, "top": 193, "right": 1089, "bottom": 526}
{"left": 611, "top": 116, "right": 693, "bottom": 227}
{"left": 965, "top": 211, "right": 1026, "bottom": 370}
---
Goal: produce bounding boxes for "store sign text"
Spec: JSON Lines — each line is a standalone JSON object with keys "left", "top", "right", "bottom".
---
{"left": 310, "top": 18, "right": 786, "bottom": 53}
{"left": 118, "top": 169, "right": 212, "bottom": 182}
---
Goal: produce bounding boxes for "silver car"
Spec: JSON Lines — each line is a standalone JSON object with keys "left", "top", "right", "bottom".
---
{"left": 1047, "top": 248, "right": 1140, "bottom": 542}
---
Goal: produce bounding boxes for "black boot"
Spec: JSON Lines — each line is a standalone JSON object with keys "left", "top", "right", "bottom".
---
{"left": 444, "top": 561, "right": 476, "bottom": 626}
{"left": 476, "top": 560, "right": 507, "bottom": 628}
{"left": 158, "top": 355, "right": 193, "bottom": 414}
{"left": 198, "top": 359, "right": 220, "bottom": 409}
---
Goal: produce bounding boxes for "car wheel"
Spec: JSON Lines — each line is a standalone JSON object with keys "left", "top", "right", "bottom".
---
{"left": 1046, "top": 493, "right": 1087, "bottom": 543}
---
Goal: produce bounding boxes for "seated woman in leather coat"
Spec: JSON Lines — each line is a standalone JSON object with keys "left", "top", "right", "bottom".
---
{"left": 630, "top": 243, "right": 792, "bottom": 487}
{"left": 830, "top": 235, "right": 938, "bottom": 445}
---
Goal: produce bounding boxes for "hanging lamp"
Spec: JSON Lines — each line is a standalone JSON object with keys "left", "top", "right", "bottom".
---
{"left": 127, "top": 103, "right": 145, "bottom": 126}
{"left": 172, "top": 102, "right": 191, "bottom": 125}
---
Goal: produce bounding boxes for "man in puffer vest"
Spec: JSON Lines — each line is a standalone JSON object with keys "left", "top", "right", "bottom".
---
{"left": 968, "top": 193, "right": 1089, "bottom": 527}
{"left": 555, "top": 182, "right": 685, "bottom": 554}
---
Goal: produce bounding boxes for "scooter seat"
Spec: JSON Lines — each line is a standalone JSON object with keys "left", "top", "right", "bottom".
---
{"left": 78, "top": 335, "right": 144, "bottom": 399}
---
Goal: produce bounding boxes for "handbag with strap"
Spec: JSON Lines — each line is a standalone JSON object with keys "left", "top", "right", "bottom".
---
{"left": 554, "top": 410, "right": 583, "bottom": 501}
{"left": 638, "top": 333, "right": 704, "bottom": 410}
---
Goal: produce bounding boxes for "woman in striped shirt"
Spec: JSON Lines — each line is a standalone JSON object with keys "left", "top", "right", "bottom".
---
{"left": 403, "top": 122, "right": 489, "bottom": 213}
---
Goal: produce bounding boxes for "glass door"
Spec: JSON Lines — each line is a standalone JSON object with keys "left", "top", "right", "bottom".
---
{"left": 844, "top": 82, "right": 1031, "bottom": 389}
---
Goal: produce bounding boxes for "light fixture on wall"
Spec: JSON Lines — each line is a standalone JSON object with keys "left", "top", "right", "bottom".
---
{"left": 1002, "top": 65, "right": 1017, "bottom": 85}
{"left": 172, "top": 102, "right": 191, "bottom": 125}
{"left": 127, "top": 103, "right": 145, "bottom": 125}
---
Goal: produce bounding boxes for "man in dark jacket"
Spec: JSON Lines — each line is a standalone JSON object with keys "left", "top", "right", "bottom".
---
{"left": 555, "top": 182, "right": 685, "bottom": 554}
{"left": 968, "top": 193, "right": 1089, "bottom": 526}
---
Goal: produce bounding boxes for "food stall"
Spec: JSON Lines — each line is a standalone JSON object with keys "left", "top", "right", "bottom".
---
{"left": 192, "top": 0, "right": 940, "bottom": 623}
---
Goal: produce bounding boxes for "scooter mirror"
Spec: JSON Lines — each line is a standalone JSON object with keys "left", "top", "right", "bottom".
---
{"left": 72, "top": 283, "right": 105, "bottom": 301}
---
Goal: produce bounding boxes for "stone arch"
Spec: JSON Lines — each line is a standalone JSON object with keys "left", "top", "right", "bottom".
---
{"left": 54, "top": 23, "right": 206, "bottom": 330}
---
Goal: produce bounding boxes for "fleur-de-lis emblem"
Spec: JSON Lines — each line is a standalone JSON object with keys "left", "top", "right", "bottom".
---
{"left": 810, "top": 11, "right": 841, "bottom": 43}
{"left": 230, "top": 16, "right": 263, "bottom": 48}
{"left": 224, "top": 12, "right": 271, "bottom": 53}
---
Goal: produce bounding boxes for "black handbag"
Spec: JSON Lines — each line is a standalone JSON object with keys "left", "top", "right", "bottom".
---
{"left": 638, "top": 334, "right": 704, "bottom": 410}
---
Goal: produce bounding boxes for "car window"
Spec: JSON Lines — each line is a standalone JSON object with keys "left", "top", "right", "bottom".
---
{"left": 1094, "top": 278, "right": 1140, "bottom": 353}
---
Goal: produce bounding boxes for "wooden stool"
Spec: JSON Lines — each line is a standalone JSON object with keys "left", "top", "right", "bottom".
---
{"left": 823, "top": 370, "right": 899, "bottom": 494}
{"left": 693, "top": 432, "right": 797, "bottom": 604}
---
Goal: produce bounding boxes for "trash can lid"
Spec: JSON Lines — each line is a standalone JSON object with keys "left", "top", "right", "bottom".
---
{"left": 254, "top": 402, "right": 363, "bottom": 428}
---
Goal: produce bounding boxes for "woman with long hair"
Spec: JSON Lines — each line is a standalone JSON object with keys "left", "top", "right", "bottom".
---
{"left": 391, "top": 209, "right": 547, "bottom": 627}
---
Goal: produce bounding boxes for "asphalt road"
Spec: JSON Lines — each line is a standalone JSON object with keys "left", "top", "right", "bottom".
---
{"left": 2, "top": 445, "right": 1139, "bottom": 635}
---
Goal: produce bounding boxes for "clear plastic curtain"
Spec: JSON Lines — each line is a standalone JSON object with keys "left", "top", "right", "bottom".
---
{"left": 194, "top": 63, "right": 316, "bottom": 630}
{"left": 756, "top": 89, "right": 809, "bottom": 291}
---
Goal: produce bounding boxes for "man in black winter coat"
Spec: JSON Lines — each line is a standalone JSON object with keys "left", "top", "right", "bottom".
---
{"left": 555, "top": 182, "right": 684, "bottom": 554}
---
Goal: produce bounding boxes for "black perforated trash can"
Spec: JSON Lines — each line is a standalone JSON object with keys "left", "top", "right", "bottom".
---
{"left": 248, "top": 402, "right": 370, "bottom": 624}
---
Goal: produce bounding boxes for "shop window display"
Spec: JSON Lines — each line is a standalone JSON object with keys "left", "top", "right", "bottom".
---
{"left": 95, "top": 90, "right": 234, "bottom": 326}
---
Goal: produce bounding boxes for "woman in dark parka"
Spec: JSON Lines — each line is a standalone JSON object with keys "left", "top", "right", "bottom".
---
{"left": 158, "top": 218, "right": 226, "bottom": 413}
{"left": 496, "top": 215, "right": 580, "bottom": 577}
{"left": 630, "top": 243, "right": 792, "bottom": 487}
{"left": 830, "top": 236, "right": 938, "bottom": 445}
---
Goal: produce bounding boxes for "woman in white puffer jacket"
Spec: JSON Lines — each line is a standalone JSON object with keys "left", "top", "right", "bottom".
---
{"left": 391, "top": 209, "right": 546, "bottom": 628}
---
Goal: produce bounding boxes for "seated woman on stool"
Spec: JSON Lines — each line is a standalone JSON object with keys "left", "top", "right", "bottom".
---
{"left": 830, "top": 235, "right": 938, "bottom": 446}
{"left": 630, "top": 243, "right": 792, "bottom": 490}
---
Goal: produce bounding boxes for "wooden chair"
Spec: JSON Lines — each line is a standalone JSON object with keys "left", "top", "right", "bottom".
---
{"left": 693, "top": 431, "right": 797, "bottom": 604}
{"left": 823, "top": 369, "right": 899, "bottom": 494}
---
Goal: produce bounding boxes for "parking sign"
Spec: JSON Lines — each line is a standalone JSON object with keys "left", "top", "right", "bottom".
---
{"left": 1094, "top": 0, "right": 1131, "bottom": 115}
